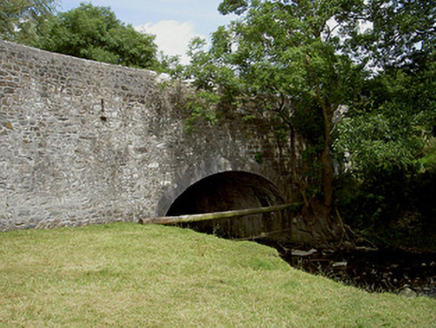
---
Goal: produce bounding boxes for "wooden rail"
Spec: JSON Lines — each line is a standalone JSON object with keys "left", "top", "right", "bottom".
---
{"left": 139, "top": 203, "right": 301, "bottom": 225}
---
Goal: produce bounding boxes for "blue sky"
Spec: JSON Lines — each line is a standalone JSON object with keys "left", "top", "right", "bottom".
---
{"left": 59, "top": 0, "right": 236, "bottom": 63}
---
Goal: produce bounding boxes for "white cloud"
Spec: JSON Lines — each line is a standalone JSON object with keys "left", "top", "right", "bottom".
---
{"left": 135, "top": 20, "right": 206, "bottom": 65}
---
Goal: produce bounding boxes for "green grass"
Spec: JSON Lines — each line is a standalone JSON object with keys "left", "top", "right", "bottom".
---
{"left": 1, "top": 223, "right": 435, "bottom": 327}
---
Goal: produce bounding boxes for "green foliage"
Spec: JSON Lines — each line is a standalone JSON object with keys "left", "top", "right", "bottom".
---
{"left": 335, "top": 101, "right": 429, "bottom": 173}
{"left": 171, "top": 0, "right": 436, "bottom": 243}
{"left": 335, "top": 165, "right": 436, "bottom": 249}
{"left": 0, "top": 0, "right": 57, "bottom": 45}
{"left": 419, "top": 139, "right": 436, "bottom": 171}
{"left": 37, "top": 3, "right": 158, "bottom": 69}
{"left": 181, "top": 0, "right": 368, "bottom": 213}
{"left": 184, "top": 91, "right": 221, "bottom": 134}
{"left": 338, "top": 0, "right": 435, "bottom": 175}
{"left": 328, "top": 0, "right": 436, "bottom": 242}
{"left": 156, "top": 51, "right": 182, "bottom": 74}
{"left": 254, "top": 152, "right": 264, "bottom": 164}
{"left": 344, "top": 0, "right": 436, "bottom": 70}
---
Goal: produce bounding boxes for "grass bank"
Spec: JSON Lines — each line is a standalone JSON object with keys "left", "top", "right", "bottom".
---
{"left": 1, "top": 223, "right": 435, "bottom": 327}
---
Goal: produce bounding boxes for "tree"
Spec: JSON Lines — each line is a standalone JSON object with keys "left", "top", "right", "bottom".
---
{"left": 338, "top": 0, "right": 435, "bottom": 170}
{"left": 181, "top": 0, "right": 435, "bottom": 246}
{"left": 182, "top": 0, "right": 366, "bottom": 242}
{"left": 0, "top": 0, "right": 57, "bottom": 44}
{"left": 344, "top": 0, "right": 435, "bottom": 71}
{"left": 332, "top": 0, "right": 436, "bottom": 243}
{"left": 38, "top": 3, "right": 158, "bottom": 69}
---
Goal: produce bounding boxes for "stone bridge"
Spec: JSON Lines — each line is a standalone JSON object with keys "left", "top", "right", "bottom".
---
{"left": 0, "top": 40, "right": 306, "bottom": 242}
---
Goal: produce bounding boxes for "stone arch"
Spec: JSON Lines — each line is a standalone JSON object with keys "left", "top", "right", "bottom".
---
{"left": 155, "top": 156, "right": 284, "bottom": 217}
{"left": 156, "top": 169, "right": 292, "bottom": 242}
{"left": 166, "top": 171, "right": 284, "bottom": 216}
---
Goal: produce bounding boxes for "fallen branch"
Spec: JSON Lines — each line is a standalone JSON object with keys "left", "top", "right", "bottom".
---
{"left": 140, "top": 203, "right": 301, "bottom": 225}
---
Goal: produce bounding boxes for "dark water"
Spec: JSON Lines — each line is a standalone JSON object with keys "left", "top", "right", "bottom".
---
{"left": 274, "top": 246, "right": 436, "bottom": 297}
{"left": 177, "top": 221, "right": 436, "bottom": 297}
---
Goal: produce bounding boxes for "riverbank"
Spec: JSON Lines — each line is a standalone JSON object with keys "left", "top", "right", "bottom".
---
{"left": 275, "top": 244, "right": 436, "bottom": 298}
{"left": 1, "top": 223, "right": 435, "bottom": 326}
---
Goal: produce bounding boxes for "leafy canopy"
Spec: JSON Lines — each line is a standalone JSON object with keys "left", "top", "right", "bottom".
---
{"left": 38, "top": 3, "right": 158, "bottom": 69}
{"left": 336, "top": 0, "right": 436, "bottom": 175}
{"left": 344, "top": 0, "right": 435, "bottom": 70}
{"left": 183, "top": 0, "right": 365, "bottom": 214}
{"left": 0, "top": 0, "right": 57, "bottom": 44}
{"left": 181, "top": 0, "right": 435, "bottom": 239}
{"left": 330, "top": 0, "right": 436, "bottom": 236}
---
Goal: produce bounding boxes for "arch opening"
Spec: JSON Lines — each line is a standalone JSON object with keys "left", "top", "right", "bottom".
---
{"left": 165, "top": 171, "right": 292, "bottom": 242}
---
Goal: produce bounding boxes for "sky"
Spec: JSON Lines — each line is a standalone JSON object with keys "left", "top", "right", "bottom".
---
{"left": 59, "top": 0, "right": 236, "bottom": 64}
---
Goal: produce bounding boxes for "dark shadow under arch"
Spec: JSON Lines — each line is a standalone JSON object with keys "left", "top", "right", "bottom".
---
{"left": 165, "top": 171, "right": 291, "bottom": 241}
{"left": 166, "top": 171, "right": 284, "bottom": 216}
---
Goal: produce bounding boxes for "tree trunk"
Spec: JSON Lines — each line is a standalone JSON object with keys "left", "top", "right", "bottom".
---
{"left": 301, "top": 104, "right": 338, "bottom": 245}
{"left": 321, "top": 116, "right": 333, "bottom": 212}
{"left": 290, "top": 123, "right": 309, "bottom": 209}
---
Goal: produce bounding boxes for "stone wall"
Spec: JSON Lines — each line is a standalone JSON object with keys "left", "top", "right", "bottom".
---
{"left": 0, "top": 40, "right": 294, "bottom": 232}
